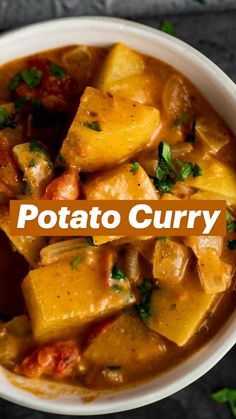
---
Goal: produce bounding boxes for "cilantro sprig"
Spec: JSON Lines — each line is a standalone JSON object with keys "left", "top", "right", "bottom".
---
{"left": 83, "top": 121, "right": 102, "bottom": 132}
{"left": 8, "top": 67, "right": 42, "bottom": 92}
{"left": 130, "top": 162, "right": 140, "bottom": 174}
{"left": 50, "top": 63, "right": 66, "bottom": 80}
{"left": 112, "top": 264, "right": 126, "bottom": 281}
{"left": 153, "top": 141, "right": 201, "bottom": 194}
{"left": 212, "top": 388, "right": 236, "bottom": 417}
{"left": 160, "top": 21, "right": 175, "bottom": 35}
{"left": 0, "top": 107, "right": 16, "bottom": 130}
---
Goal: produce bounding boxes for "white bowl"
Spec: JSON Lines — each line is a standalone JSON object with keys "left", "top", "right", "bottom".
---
{"left": 0, "top": 16, "right": 236, "bottom": 415}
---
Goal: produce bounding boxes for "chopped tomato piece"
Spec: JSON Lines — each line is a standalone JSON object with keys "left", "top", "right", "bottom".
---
{"left": 0, "top": 133, "right": 21, "bottom": 196}
{"left": 17, "top": 340, "right": 80, "bottom": 379}
{"left": 42, "top": 168, "right": 79, "bottom": 200}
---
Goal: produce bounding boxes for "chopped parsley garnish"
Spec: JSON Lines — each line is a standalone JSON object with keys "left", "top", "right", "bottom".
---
{"left": 174, "top": 114, "right": 191, "bottom": 127}
{"left": 50, "top": 62, "right": 66, "bottom": 80}
{"left": 130, "top": 162, "right": 140, "bottom": 174}
{"left": 14, "top": 96, "right": 27, "bottom": 110}
{"left": 157, "top": 236, "right": 167, "bottom": 243}
{"left": 83, "top": 120, "right": 102, "bottom": 132}
{"left": 86, "top": 236, "right": 96, "bottom": 246}
{"left": 212, "top": 388, "right": 236, "bottom": 417}
{"left": 228, "top": 240, "right": 236, "bottom": 250}
{"left": 136, "top": 279, "right": 156, "bottom": 321}
{"left": 106, "top": 366, "right": 121, "bottom": 371}
{"left": 176, "top": 159, "right": 194, "bottom": 180}
{"left": 159, "top": 21, "right": 175, "bottom": 35}
{"left": 8, "top": 73, "right": 21, "bottom": 92}
{"left": 226, "top": 210, "right": 236, "bottom": 232}
{"left": 111, "top": 264, "right": 126, "bottom": 280}
{"left": 28, "top": 158, "right": 37, "bottom": 168}
{"left": 70, "top": 255, "right": 81, "bottom": 270}
{"left": 193, "top": 164, "right": 202, "bottom": 177}
{"left": 8, "top": 67, "right": 42, "bottom": 92}
{"left": 112, "top": 284, "right": 122, "bottom": 293}
{"left": 153, "top": 141, "right": 201, "bottom": 194}
{"left": 21, "top": 67, "right": 42, "bottom": 88}
{"left": 29, "top": 139, "right": 44, "bottom": 153}
{"left": 0, "top": 107, "right": 16, "bottom": 129}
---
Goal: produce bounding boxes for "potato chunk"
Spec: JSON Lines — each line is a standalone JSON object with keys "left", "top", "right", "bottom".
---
{"left": 147, "top": 272, "right": 218, "bottom": 346}
{"left": 22, "top": 247, "right": 135, "bottom": 341}
{"left": 195, "top": 117, "right": 230, "bottom": 155}
{"left": 83, "top": 163, "right": 158, "bottom": 245}
{"left": 185, "top": 158, "right": 236, "bottom": 204}
{"left": 13, "top": 141, "right": 54, "bottom": 198}
{"left": 184, "top": 236, "right": 223, "bottom": 257}
{"left": 197, "top": 248, "right": 233, "bottom": 294}
{"left": 59, "top": 87, "right": 160, "bottom": 172}
{"left": 0, "top": 206, "right": 45, "bottom": 266}
{"left": 84, "top": 311, "right": 166, "bottom": 384}
{"left": 97, "top": 43, "right": 145, "bottom": 90}
{"left": 153, "top": 239, "right": 189, "bottom": 285}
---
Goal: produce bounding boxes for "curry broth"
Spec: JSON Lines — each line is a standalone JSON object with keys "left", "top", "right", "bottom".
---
{"left": 0, "top": 44, "right": 235, "bottom": 393}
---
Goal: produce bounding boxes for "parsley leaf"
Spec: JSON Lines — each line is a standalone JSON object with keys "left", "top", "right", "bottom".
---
{"left": 8, "top": 73, "right": 21, "bottom": 92}
{"left": 112, "top": 284, "right": 122, "bottom": 293}
{"left": 50, "top": 62, "right": 66, "bottom": 80}
{"left": 226, "top": 210, "right": 236, "bottom": 232}
{"left": 29, "top": 139, "right": 44, "bottom": 153}
{"left": 86, "top": 236, "right": 96, "bottom": 246}
{"left": 154, "top": 178, "right": 175, "bottom": 194}
{"left": 193, "top": 164, "right": 202, "bottom": 177}
{"left": 111, "top": 264, "right": 126, "bottom": 280}
{"left": 174, "top": 114, "right": 191, "bottom": 127}
{"left": 136, "top": 279, "right": 156, "bottom": 321}
{"left": 177, "top": 159, "right": 193, "bottom": 180}
{"left": 70, "top": 255, "right": 81, "bottom": 270}
{"left": 0, "top": 107, "right": 16, "bottom": 129}
{"left": 212, "top": 388, "right": 236, "bottom": 417}
{"left": 160, "top": 21, "right": 175, "bottom": 35}
{"left": 28, "top": 158, "right": 37, "bottom": 168}
{"left": 21, "top": 67, "right": 42, "bottom": 88}
{"left": 83, "top": 121, "right": 102, "bottom": 132}
{"left": 130, "top": 162, "right": 140, "bottom": 174}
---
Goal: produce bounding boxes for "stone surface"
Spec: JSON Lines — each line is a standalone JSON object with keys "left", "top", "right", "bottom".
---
{"left": 0, "top": 1, "right": 235, "bottom": 418}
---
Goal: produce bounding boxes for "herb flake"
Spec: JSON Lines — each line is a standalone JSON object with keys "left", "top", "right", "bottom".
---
{"left": 21, "top": 67, "right": 42, "bottom": 88}
{"left": 70, "top": 255, "right": 81, "bottom": 270}
{"left": 83, "top": 120, "right": 102, "bottom": 132}
{"left": 160, "top": 21, "right": 175, "bottom": 35}
{"left": 212, "top": 388, "right": 236, "bottom": 417}
{"left": 50, "top": 62, "right": 66, "bottom": 80}
{"left": 111, "top": 264, "right": 126, "bottom": 281}
{"left": 130, "top": 162, "right": 140, "bottom": 174}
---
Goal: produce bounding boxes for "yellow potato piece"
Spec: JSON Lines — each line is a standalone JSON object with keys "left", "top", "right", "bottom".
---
{"left": 83, "top": 163, "right": 158, "bottom": 245}
{"left": 84, "top": 311, "right": 166, "bottom": 375}
{"left": 147, "top": 273, "right": 219, "bottom": 346}
{"left": 0, "top": 206, "right": 45, "bottom": 266}
{"left": 197, "top": 248, "right": 233, "bottom": 294}
{"left": 185, "top": 158, "right": 236, "bottom": 205}
{"left": 22, "top": 247, "right": 135, "bottom": 342}
{"left": 153, "top": 239, "right": 190, "bottom": 285}
{"left": 195, "top": 117, "right": 230, "bottom": 155}
{"left": 184, "top": 236, "right": 223, "bottom": 257}
{"left": 59, "top": 87, "right": 160, "bottom": 172}
{"left": 97, "top": 43, "right": 145, "bottom": 90}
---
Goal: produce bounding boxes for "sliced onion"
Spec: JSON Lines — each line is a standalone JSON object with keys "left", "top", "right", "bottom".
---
{"left": 124, "top": 245, "right": 140, "bottom": 284}
{"left": 170, "top": 142, "right": 193, "bottom": 158}
{"left": 40, "top": 238, "right": 88, "bottom": 265}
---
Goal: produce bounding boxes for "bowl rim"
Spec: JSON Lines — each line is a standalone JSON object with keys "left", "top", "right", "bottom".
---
{"left": 0, "top": 15, "right": 236, "bottom": 416}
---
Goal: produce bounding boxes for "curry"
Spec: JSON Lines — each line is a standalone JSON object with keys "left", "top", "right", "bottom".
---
{"left": 0, "top": 43, "right": 235, "bottom": 391}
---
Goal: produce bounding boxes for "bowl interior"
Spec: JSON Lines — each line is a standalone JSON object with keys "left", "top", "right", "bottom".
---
{"left": 0, "top": 16, "right": 235, "bottom": 415}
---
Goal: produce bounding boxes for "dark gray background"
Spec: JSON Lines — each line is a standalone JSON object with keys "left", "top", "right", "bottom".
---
{"left": 0, "top": 0, "right": 236, "bottom": 418}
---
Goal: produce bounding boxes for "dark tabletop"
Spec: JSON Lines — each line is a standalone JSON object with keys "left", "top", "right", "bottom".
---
{"left": 0, "top": 1, "right": 236, "bottom": 418}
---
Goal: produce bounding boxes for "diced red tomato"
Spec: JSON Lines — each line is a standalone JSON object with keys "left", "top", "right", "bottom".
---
{"left": 42, "top": 167, "right": 79, "bottom": 200}
{"left": 0, "top": 133, "right": 21, "bottom": 197}
{"left": 17, "top": 340, "right": 80, "bottom": 379}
